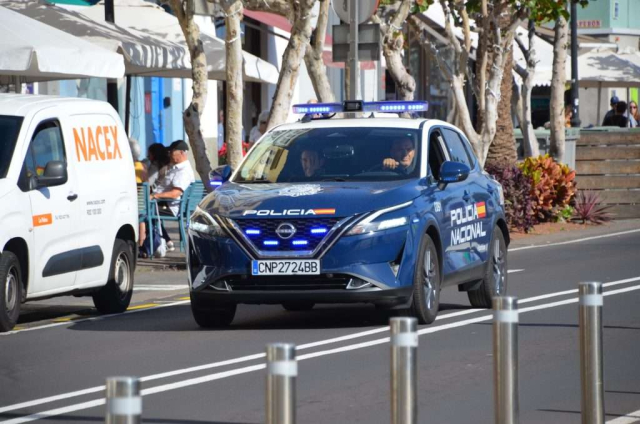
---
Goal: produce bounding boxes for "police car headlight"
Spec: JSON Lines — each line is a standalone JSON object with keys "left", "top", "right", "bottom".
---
{"left": 347, "top": 217, "right": 408, "bottom": 235}
{"left": 189, "top": 207, "right": 227, "bottom": 237}
{"left": 495, "top": 182, "right": 505, "bottom": 206}
{"left": 346, "top": 201, "right": 412, "bottom": 236}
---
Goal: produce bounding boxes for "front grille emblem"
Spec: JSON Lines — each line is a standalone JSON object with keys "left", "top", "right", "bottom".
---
{"left": 275, "top": 223, "right": 297, "bottom": 240}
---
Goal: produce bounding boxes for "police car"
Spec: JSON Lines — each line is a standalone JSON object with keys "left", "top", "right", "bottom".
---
{"left": 187, "top": 100, "right": 508, "bottom": 328}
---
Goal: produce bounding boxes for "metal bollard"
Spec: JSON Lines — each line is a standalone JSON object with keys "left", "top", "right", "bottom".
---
{"left": 266, "top": 343, "right": 297, "bottom": 424}
{"left": 105, "top": 377, "right": 141, "bottom": 424}
{"left": 493, "top": 296, "right": 519, "bottom": 424}
{"left": 579, "top": 282, "right": 605, "bottom": 424}
{"left": 390, "top": 317, "right": 418, "bottom": 424}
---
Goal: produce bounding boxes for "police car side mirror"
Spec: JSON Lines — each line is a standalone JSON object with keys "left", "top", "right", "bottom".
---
{"left": 37, "top": 161, "right": 68, "bottom": 188}
{"left": 438, "top": 161, "right": 470, "bottom": 190}
{"left": 209, "top": 164, "right": 233, "bottom": 190}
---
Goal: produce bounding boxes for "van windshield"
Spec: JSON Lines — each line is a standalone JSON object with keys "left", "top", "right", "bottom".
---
{"left": 233, "top": 127, "right": 421, "bottom": 183}
{"left": 0, "top": 115, "right": 23, "bottom": 179}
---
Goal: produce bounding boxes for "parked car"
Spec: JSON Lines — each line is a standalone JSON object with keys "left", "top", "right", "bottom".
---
{"left": 0, "top": 94, "right": 138, "bottom": 332}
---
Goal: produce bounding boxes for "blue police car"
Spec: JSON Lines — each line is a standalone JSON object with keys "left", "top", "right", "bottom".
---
{"left": 187, "top": 100, "right": 509, "bottom": 327}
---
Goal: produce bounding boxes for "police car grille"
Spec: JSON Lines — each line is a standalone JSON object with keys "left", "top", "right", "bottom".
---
{"left": 233, "top": 218, "right": 342, "bottom": 252}
{"left": 227, "top": 275, "right": 350, "bottom": 291}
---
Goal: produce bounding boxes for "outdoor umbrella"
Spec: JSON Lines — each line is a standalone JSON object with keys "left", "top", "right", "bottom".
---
{"left": 0, "top": 5, "right": 124, "bottom": 84}
{"left": 578, "top": 48, "right": 640, "bottom": 88}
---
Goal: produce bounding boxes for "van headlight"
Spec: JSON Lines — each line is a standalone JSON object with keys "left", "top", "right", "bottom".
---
{"left": 346, "top": 201, "right": 412, "bottom": 236}
{"left": 189, "top": 207, "right": 227, "bottom": 237}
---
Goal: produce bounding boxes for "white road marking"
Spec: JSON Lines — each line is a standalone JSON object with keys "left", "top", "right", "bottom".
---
{"left": 508, "top": 269, "right": 524, "bottom": 274}
{"left": 509, "top": 228, "right": 640, "bottom": 252}
{"left": 607, "top": 409, "right": 640, "bottom": 424}
{"left": 133, "top": 285, "right": 187, "bottom": 291}
{"left": 3, "top": 278, "right": 640, "bottom": 423}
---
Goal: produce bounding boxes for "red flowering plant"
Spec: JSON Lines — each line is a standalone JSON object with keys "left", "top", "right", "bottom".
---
{"left": 217, "top": 142, "right": 251, "bottom": 165}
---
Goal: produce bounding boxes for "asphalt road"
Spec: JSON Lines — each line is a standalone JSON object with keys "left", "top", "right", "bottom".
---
{"left": 1, "top": 226, "right": 640, "bottom": 424}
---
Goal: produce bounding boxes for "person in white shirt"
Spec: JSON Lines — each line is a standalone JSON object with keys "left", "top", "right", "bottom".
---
{"left": 249, "top": 110, "right": 270, "bottom": 146}
{"left": 151, "top": 140, "right": 195, "bottom": 251}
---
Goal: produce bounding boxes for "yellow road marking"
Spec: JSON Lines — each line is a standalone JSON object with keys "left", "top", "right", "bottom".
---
{"left": 127, "top": 303, "right": 158, "bottom": 311}
{"left": 178, "top": 296, "right": 190, "bottom": 301}
{"left": 52, "top": 317, "right": 74, "bottom": 322}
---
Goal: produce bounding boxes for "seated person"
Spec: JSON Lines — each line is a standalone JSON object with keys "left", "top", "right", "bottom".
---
{"left": 603, "top": 101, "right": 629, "bottom": 128}
{"left": 301, "top": 148, "right": 325, "bottom": 178}
{"left": 381, "top": 137, "right": 416, "bottom": 174}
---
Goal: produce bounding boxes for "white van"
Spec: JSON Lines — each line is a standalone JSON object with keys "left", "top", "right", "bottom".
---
{"left": 0, "top": 94, "right": 138, "bottom": 332}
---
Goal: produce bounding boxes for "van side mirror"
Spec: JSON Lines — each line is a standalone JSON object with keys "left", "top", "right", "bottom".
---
{"left": 438, "top": 161, "right": 470, "bottom": 190}
{"left": 37, "top": 161, "right": 68, "bottom": 188}
{"left": 208, "top": 165, "right": 233, "bottom": 190}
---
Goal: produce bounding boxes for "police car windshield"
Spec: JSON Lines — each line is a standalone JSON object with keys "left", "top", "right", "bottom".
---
{"left": 234, "top": 127, "right": 421, "bottom": 183}
{"left": 0, "top": 116, "right": 23, "bottom": 179}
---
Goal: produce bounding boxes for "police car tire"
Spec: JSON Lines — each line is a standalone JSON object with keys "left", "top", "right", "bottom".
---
{"left": 191, "top": 302, "right": 236, "bottom": 328}
{"left": 282, "top": 302, "right": 315, "bottom": 311}
{"left": 468, "top": 227, "right": 508, "bottom": 308}
{"left": 0, "top": 251, "right": 22, "bottom": 332}
{"left": 409, "top": 234, "right": 441, "bottom": 325}
{"left": 92, "top": 239, "right": 134, "bottom": 314}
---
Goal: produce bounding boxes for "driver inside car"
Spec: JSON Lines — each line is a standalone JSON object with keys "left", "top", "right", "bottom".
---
{"left": 381, "top": 137, "right": 416, "bottom": 174}
{"left": 301, "top": 148, "right": 325, "bottom": 178}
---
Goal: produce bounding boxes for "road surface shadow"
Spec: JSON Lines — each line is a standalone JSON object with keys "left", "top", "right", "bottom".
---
{"left": 538, "top": 408, "right": 638, "bottom": 419}
{"left": 0, "top": 412, "right": 255, "bottom": 423}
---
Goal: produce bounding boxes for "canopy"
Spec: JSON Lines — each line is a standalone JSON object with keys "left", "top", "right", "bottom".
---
{"left": 0, "top": 5, "right": 124, "bottom": 83}
{"left": 577, "top": 48, "right": 640, "bottom": 88}
{"left": 3, "top": 0, "right": 278, "bottom": 84}
{"left": 77, "top": 0, "right": 279, "bottom": 84}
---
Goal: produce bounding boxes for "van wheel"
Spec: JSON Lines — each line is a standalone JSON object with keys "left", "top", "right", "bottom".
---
{"left": 409, "top": 234, "right": 441, "bottom": 325}
{"left": 468, "top": 227, "right": 508, "bottom": 308}
{"left": 0, "top": 252, "right": 22, "bottom": 332}
{"left": 93, "top": 239, "right": 134, "bottom": 314}
{"left": 282, "top": 302, "right": 315, "bottom": 311}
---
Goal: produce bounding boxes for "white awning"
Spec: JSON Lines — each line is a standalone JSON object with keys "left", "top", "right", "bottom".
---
{"left": 578, "top": 48, "right": 640, "bottom": 88}
{"left": 0, "top": 5, "right": 124, "bottom": 83}
{"left": 3, "top": 0, "right": 278, "bottom": 84}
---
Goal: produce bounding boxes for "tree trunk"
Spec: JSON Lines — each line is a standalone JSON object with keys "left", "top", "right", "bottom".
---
{"left": 381, "top": 0, "right": 415, "bottom": 100}
{"left": 169, "top": 0, "right": 211, "bottom": 185}
{"left": 485, "top": 46, "right": 516, "bottom": 166}
{"left": 267, "top": 0, "right": 317, "bottom": 127}
{"left": 549, "top": 15, "right": 568, "bottom": 163}
{"left": 222, "top": 1, "right": 244, "bottom": 169}
{"left": 304, "top": 0, "right": 334, "bottom": 102}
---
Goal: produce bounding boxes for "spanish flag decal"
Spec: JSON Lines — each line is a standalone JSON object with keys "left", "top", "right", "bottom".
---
{"left": 476, "top": 202, "right": 486, "bottom": 219}
{"left": 33, "top": 214, "right": 53, "bottom": 227}
{"left": 313, "top": 208, "right": 336, "bottom": 215}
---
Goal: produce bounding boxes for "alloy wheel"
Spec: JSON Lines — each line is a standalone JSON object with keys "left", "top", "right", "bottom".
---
{"left": 423, "top": 249, "right": 438, "bottom": 310}
{"left": 492, "top": 238, "right": 506, "bottom": 295}
{"left": 114, "top": 253, "right": 131, "bottom": 301}
{"left": 5, "top": 266, "right": 18, "bottom": 314}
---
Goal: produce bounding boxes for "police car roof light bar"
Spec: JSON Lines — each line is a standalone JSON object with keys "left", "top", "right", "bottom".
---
{"left": 292, "top": 100, "right": 428, "bottom": 116}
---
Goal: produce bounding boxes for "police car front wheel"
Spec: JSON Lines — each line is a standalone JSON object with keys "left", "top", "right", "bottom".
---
{"left": 190, "top": 293, "right": 236, "bottom": 328}
{"left": 468, "top": 226, "right": 508, "bottom": 308}
{"left": 0, "top": 251, "right": 22, "bottom": 332}
{"left": 409, "top": 234, "right": 441, "bottom": 325}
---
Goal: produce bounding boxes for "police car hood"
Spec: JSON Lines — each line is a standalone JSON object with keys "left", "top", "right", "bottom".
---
{"left": 201, "top": 180, "right": 422, "bottom": 218}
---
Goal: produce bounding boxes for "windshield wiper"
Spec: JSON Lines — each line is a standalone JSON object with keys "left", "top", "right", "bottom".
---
{"left": 244, "top": 179, "right": 274, "bottom": 184}
{"left": 322, "top": 177, "right": 348, "bottom": 182}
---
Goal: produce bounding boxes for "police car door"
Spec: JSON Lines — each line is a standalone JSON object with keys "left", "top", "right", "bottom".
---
{"left": 425, "top": 128, "right": 460, "bottom": 277}
{"left": 21, "top": 117, "right": 79, "bottom": 295}
{"left": 441, "top": 128, "right": 490, "bottom": 271}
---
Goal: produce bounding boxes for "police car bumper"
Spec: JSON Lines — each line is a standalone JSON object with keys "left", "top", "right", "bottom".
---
{"left": 187, "top": 226, "right": 414, "bottom": 307}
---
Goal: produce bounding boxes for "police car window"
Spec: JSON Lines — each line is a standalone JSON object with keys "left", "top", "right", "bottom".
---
{"left": 27, "top": 121, "right": 66, "bottom": 178}
{"left": 0, "top": 115, "right": 23, "bottom": 179}
{"left": 234, "top": 127, "right": 421, "bottom": 183}
{"left": 428, "top": 130, "right": 446, "bottom": 180}
{"left": 442, "top": 128, "right": 472, "bottom": 168}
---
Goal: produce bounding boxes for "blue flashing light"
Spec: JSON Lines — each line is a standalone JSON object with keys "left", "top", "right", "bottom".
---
{"left": 292, "top": 240, "right": 309, "bottom": 246}
{"left": 263, "top": 240, "right": 279, "bottom": 246}
{"left": 292, "top": 103, "right": 343, "bottom": 114}
{"left": 363, "top": 101, "right": 429, "bottom": 113}
{"left": 209, "top": 180, "right": 223, "bottom": 187}
{"left": 245, "top": 229, "right": 261, "bottom": 236}
{"left": 310, "top": 227, "right": 328, "bottom": 235}
{"left": 292, "top": 101, "right": 428, "bottom": 115}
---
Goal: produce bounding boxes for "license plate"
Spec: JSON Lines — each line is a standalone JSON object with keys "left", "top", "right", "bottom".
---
{"left": 251, "top": 260, "right": 320, "bottom": 276}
